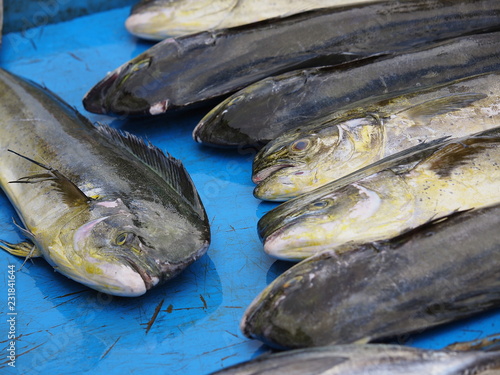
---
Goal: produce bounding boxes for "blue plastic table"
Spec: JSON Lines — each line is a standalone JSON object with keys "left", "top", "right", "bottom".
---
{"left": 0, "top": 5, "right": 499, "bottom": 375}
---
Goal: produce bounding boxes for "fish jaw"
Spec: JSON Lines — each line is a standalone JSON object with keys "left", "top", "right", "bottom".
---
{"left": 262, "top": 217, "right": 343, "bottom": 260}
{"left": 252, "top": 161, "right": 313, "bottom": 202}
{"left": 125, "top": 11, "right": 173, "bottom": 40}
{"left": 79, "top": 261, "right": 148, "bottom": 297}
{"left": 42, "top": 240, "right": 150, "bottom": 297}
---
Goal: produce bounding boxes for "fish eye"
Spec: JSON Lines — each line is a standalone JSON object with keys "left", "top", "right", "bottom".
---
{"left": 308, "top": 199, "right": 333, "bottom": 210}
{"left": 290, "top": 138, "right": 311, "bottom": 152}
{"left": 130, "top": 58, "right": 151, "bottom": 73}
{"left": 227, "top": 95, "right": 244, "bottom": 106}
{"left": 115, "top": 232, "right": 135, "bottom": 246}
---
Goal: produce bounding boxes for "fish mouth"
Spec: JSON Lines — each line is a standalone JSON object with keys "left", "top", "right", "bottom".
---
{"left": 123, "top": 257, "right": 157, "bottom": 291}
{"left": 252, "top": 162, "right": 298, "bottom": 184}
{"left": 261, "top": 220, "right": 294, "bottom": 257}
{"left": 262, "top": 220, "right": 329, "bottom": 261}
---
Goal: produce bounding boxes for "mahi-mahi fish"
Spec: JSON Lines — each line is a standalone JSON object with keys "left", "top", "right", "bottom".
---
{"left": 258, "top": 127, "right": 500, "bottom": 261}
{"left": 210, "top": 344, "right": 500, "bottom": 374}
{"left": 194, "top": 32, "right": 500, "bottom": 148}
{"left": 244, "top": 203, "right": 500, "bottom": 349}
{"left": 84, "top": 0, "right": 500, "bottom": 116}
{"left": 0, "top": 68, "right": 210, "bottom": 296}
{"left": 0, "top": 0, "right": 3, "bottom": 46}
{"left": 125, "top": 0, "right": 380, "bottom": 40}
{"left": 252, "top": 72, "right": 500, "bottom": 201}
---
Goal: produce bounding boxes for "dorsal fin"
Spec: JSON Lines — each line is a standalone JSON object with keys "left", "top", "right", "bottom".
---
{"left": 95, "top": 124, "right": 205, "bottom": 215}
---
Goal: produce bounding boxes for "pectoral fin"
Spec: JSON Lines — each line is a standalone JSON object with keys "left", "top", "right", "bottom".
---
{"left": 413, "top": 130, "right": 500, "bottom": 178}
{"left": 404, "top": 93, "right": 488, "bottom": 122}
{"left": 0, "top": 239, "right": 41, "bottom": 257}
{"left": 7, "top": 149, "right": 90, "bottom": 207}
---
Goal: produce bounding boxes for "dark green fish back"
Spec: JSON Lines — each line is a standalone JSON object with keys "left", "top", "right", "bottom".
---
{"left": 195, "top": 31, "right": 500, "bottom": 147}
{"left": 85, "top": 0, "right": 500, "bottom": 116}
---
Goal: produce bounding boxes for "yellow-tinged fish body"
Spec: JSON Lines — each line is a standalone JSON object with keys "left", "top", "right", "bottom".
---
{"left": 259, "top": 127, "right": 500, "bottom": 261}
{"left": 253, "top": 72, "right": 500, "bottom": 201}
{"left": 126, "top": 0, "right": 379, "bottom": 40}
{"left": 0, "top": 68, "right": 210, "bottom": 296}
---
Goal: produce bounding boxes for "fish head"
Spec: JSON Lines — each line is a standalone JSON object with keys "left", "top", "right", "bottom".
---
{"left": 127, "top": 0, "right": 238, "bottom": 39}
{"left": 83, "top": 56, "right": 157, "bottom": 116}
{"left": 193, "top": 90, "right": 264, "bottom": 148}
{"left": 56, "top": 197, "right": 209, "bottom": 297}
{"left": 260, "top": 172, "right": 414, "bottom": 261}
{"left": 252, "top": 124, "right": 341, "bottom": 201}
{"left": 252, "top": 115, "right": 385, "bottom": 201}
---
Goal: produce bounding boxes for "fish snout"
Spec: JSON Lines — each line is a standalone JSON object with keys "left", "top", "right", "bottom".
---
{"left": 83, "top": 72, "right": 120, "bottom": 114}
{"left": 252, "top": 160, "right": 299, "bottom": 184}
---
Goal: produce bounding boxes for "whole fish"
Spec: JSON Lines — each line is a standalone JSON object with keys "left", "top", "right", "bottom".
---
{"left": 84, "top": 0, "right": 500, "bottom": 116}
{"left": 194, "top": 32, "right": 500, "bottom": 148}
{"left": 252, "top": 72, "right": 500, "bottom": 201}
{"left": 0, "top": 68, "right": 210, "bottom": 296}
{"left": 258, "top": 127, "right": 500, "bottom": 261}
{"left": 243, "top": 203, "right": 500, "bottom": 349}
{"left": 210, "top": 344, "right": 500, "bottom": 374}
{"left": 126, "top": 0, "right": 380, "bottom": 40}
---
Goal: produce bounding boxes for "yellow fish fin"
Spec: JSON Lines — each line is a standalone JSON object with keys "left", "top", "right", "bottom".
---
{"left": 0, "top": 239, "right": 41, "bottom": 258}
{"left": 403, "top": 92, "right": 488, "bottom": 123}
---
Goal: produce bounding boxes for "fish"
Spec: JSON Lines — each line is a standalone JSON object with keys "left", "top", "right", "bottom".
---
{"left": 193, "top": 31, "right": 500, "bottom": 148}
{"left": 210, "top": 344, "right": 500, "bottom": 374}
{"left": 252, "top": 72, "right": 500, "bottom": 201}
{"left": 0, "top": 68, "right": 210, "bottom": 297}
{"left": 0, "top": 0, "right": 3, "bottom": 46}
{"left": 258, "top": 127, "right": 500, "bottom": 261}
{"left": 125, "top": 0, "right": 380, "bottom": 41}
{"left": 84, "top": 0, "right": 500, "bottom": 117}
{"left": 243, "top": 203, "right": 500, "bottom": 349}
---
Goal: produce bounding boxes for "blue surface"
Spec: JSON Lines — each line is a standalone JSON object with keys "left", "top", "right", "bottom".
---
{"left": 0, "top": 6, "right": 499, "bottom": 375}
{"left": 3, "top": 0, "right": 136, "bottom": 33}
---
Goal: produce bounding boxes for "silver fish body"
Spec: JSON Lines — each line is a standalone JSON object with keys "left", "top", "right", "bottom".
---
{"left": 194, "top": 31, "right": 500, "bottom": 148}
{"left": 85, "top": 0, "right": 500, "bottom": 116}
{"left": 126, "top": 0, "right": 380, "bottom": 40}
{"left": 253, "top": 72, "right": 500, "bottom": 201}
{"left": 258, "top": 127, "right": 500, "bottom": 261}
{"left": 243, "top": 203, "right": 500, "bottom": 349}
{"left": 0, "top": 68, "right": 210, "bottom": 296}
{"left": 211, "top": 344, "right": 500, "bottom": 374}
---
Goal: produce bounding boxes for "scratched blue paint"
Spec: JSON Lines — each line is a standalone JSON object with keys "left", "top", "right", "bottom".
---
{"left": 0, "top": 6, "right": 499, "bottom": 375}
